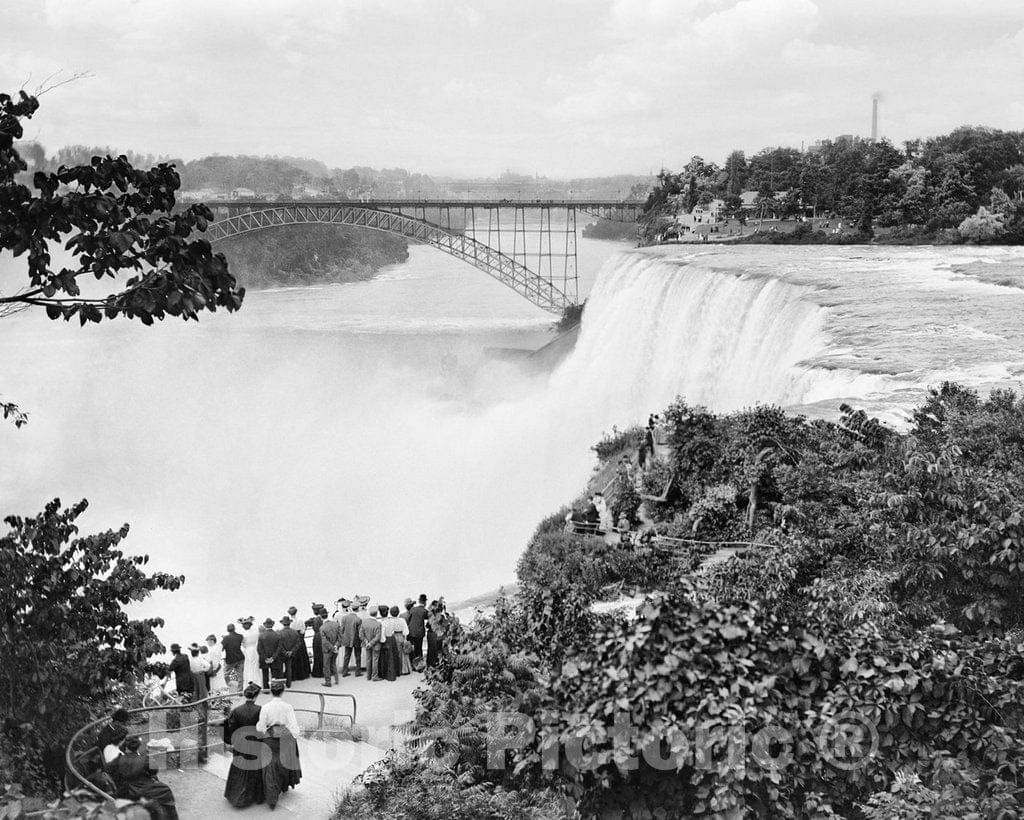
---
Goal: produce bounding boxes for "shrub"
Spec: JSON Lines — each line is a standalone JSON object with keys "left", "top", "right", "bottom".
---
{"left": 535, "top": 588, "right": 1024, "bottom": 818}
{"left": 591, "top": 425, "right": 642, "bottom": 461}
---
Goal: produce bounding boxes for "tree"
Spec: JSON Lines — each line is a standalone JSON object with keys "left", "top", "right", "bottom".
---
{"left": 0, "top": 90, "right": 244, "bottom": 324}
{"left": 958, "top": 206, "right": 1004, "bottom": 241}
{"left": 1003, "top": 164, "right": 1024, "bottom": 200}
{"left": 723, "top": 150, "right": 747, "bottom": 196}
{"left": 1, "top": 499, "right": 184, "bottom": 792}
{"left": 990, "top": 186, "right": 1012, "bottom": 215}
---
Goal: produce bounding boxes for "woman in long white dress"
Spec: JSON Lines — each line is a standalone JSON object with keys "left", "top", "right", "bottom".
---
{"left": 239, "top": 617, "right": 260, "bottom": 687}
{"left": 205, "top": 634, "right": 227, "bottom": 691}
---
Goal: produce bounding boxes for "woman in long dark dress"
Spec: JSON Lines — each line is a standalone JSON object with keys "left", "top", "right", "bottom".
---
{"left": 287, "top": 606, "right": 311, "bottom": 681}
{"left": 223, "top": 683, "right": 265, "bottom": 808}
{"left": 306, "top": 605, "right": 325, "bottom": 679}
{"left": 107, "top": 735, "right": 180, "bottom": 819}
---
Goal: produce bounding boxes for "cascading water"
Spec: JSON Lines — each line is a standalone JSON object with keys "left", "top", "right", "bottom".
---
{"left": 549, "top": 251, "right": 830, "bottom": 426}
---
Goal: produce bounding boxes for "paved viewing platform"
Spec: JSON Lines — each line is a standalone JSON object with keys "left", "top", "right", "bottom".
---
{"left": 160, "top": 674, "right": 420, "bottom": 818}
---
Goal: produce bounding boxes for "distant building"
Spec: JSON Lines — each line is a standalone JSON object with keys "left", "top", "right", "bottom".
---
{"left": 672, "top": 197, "right": 726, "bottom": 236}
{"left": 179, "top": 188, "right": 224, "bottom": 202}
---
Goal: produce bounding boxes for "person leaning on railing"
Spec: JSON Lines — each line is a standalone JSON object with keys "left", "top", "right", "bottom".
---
{"left": 105, "top": 734, "right": 180, "bottom": 819}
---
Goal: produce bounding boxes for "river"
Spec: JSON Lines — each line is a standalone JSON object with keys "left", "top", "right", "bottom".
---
{"left": 2, "top": 240, "right": 1024, "bottom": 642}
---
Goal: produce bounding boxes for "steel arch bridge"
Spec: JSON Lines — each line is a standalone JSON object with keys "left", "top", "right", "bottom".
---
{"left": 203, "top": 199, "right": 641, "bottom": 314}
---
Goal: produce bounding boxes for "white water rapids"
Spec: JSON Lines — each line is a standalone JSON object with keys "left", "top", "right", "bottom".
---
{"left": 2, "top": 241, "right": 1024, "bottom": 641}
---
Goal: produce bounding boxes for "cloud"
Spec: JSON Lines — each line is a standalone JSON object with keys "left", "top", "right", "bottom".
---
{"left": 546, "top": 82, "right": 653, "bottom": 122}
{"left": 443, "top": 78, "right": 484, "bottom": 98}
{"left": 782, "top": 39, "right": 870, "bottom": 69}
{"left": 3, "top": 0, "right": 1024, "bottom": 175}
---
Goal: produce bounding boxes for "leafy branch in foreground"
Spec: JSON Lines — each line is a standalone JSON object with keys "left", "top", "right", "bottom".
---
{"left": 0, "top": 498, "right": 184, "bottom": 792}
{"left": 0, "top": 89, "right": 244, "bottom": 325}
{"left": 1, "top": 399, "right": 27, "bottom": 428}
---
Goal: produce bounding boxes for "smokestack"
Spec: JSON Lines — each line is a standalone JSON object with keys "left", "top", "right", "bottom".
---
{"left": 871, "top": 96, "right": 878, "bottom": 142}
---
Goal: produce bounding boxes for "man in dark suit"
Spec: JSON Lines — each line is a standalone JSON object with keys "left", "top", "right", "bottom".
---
{"left": 257, "top": 618, "right": 282, "bottom": 691}
{"left": 319, "top": 614, "right": 342, "bottom": 686}
{"left": 338, "top": 601, "right": 363, "bottom": 677}
{"left": 358, "top": 606, "right": 383, "bottom": 682}
{"left": 168, "top": 643, "right": 193, "bottom": 699}
{"left": 277, "top": 616, "right": 303, "bottom": 688}
{"left": 406, "top": 595, "right": 428, "bottom": 668}
{"left": 222, "top": 624, "right": 245, "bottom": 691}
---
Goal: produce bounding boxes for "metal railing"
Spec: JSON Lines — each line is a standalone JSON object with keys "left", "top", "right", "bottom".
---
{"left": 65, "top": 686, "right": 358, "bottom": 807}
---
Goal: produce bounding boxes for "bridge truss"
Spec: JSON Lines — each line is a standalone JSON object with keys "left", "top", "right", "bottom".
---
{"left": 204, "top": 199, "right": 641, "bottom": 314}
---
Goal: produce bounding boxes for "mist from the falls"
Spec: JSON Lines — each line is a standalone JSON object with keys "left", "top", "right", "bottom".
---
{"left": 4, "top": 242, "right": 1024, "bottom": 642}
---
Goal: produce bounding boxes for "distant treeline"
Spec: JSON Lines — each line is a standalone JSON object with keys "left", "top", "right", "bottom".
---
{"left": 218, "top": 225, "right": 408, "bottom": 289}
{"left": 644, "top": 126, "right": 1024, "bottom": 242}
{"left": 14, "top": 140, "right": 652, "bottom": 202}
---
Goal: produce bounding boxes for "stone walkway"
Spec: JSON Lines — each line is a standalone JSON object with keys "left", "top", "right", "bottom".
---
{"left": 156, "top": 672, "right": 421, "bottom": 819}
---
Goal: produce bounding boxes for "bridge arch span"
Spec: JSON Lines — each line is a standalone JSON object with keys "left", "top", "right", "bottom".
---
{"left": 205, "top": 204, "right": 573, "bottom": 314}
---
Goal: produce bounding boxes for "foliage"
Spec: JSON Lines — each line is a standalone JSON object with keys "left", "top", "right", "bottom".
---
{"left": 554, "top": 301, "right": 584, "bottom": 333}
{"left": 859, "top": 758, "right": 1023, "bottom": 819}
{"left": 335, "top": 755, "right": 568, "bottom": 820}
{"left": 1, "top": 90, "right": 243, "bottom": 323}
{"left": 642, "top": 126, "right": 1024, "bottom": 243}
{"left": 610, "top": 473, "right": 642, "bottom": 528}
{"left": 590, "top": 424, "right": 640, "bottom": 461}
{"left": 218, "top": 223, "right": 408, "bottom": 289}
{"left": 958, "top": 205, "right": 1005, "bottom": 240}
{"left": 686, "top": 483, "right": 738, "bottom": 536}
{"left": 0, "top": 499, "right": 183, "bottom": 792}
{"left": 1, "top": 399, "right": 28, "bottom": 428}
{"left": 344, "top": 384, "right": 1024, "bottom": 817}
{"left": 541, "top": 588, "right": 1024, "bottom": 818}
{"left": 0, "top": 783, "right": 151, "bottom": 820}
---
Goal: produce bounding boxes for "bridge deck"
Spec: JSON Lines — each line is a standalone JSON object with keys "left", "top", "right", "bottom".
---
{"left": 205, "top": 198, "right": 640, "bottom": 209}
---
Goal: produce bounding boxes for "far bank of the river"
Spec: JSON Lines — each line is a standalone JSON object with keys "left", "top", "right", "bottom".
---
{"left": 218, "top": 224, "right": 410, "bottom": 290}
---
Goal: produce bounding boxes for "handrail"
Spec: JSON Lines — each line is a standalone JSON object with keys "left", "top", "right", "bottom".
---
{"left": 65, "top": 687, "right": 358, "bottom": 807}
{"left": 64, "top": 691, "right": 228, "bottom": 805}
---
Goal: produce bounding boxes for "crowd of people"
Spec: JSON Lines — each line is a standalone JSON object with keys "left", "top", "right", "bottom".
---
{"left": 82, "top": 594, "right": 457, "bottom": 812}
{"left": 160, "top": 594, "right": 457, "bottom": 702}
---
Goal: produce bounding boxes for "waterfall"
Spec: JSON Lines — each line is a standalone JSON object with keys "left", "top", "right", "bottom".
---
{"left": 549, "top": 251, "right": 829, "bottom": 431}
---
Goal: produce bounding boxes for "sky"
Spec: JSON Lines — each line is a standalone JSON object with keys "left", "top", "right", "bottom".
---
{"left": 2, "top": 0, "right": 1024, "bottom": 177}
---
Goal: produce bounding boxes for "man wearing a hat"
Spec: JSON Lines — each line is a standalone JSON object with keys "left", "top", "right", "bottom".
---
{"left": 257, "top": 618, "right": 282, "bottom": 691}
{"left": 338, "top": 599, "right": 363, "bottom": 677}
{"left": 222, "top": 623, "right": 245, "bottom": 692}
{"left": 168, "top": 643, "right": 193, "bottom": 699}
{"left": 277, "top": 616, "right": 304, "bottom": 689}
{"left": 319, "top": 609, "right": 343, "bottom": 687}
